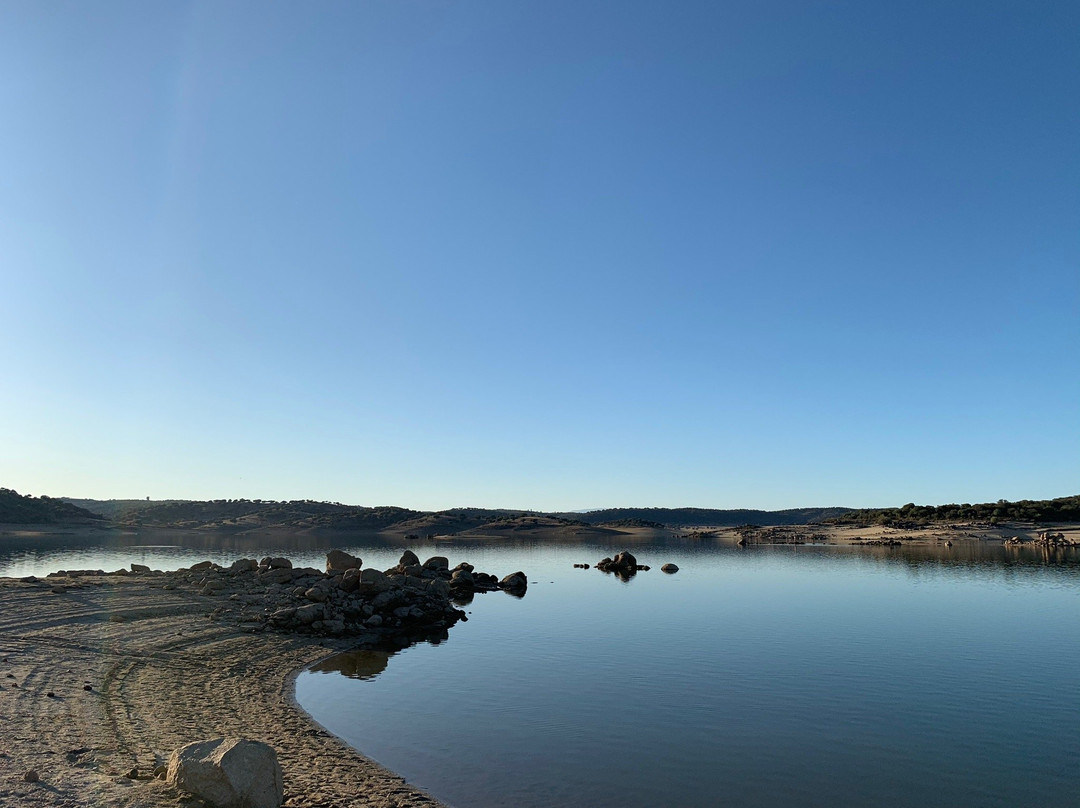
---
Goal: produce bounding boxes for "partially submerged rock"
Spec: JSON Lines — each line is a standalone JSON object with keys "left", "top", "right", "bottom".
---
{"left": 661, "top": 563, "right": 679, "bottom": 573}
{"left": 167, "top": 737, "right": 282, "bottom": 808}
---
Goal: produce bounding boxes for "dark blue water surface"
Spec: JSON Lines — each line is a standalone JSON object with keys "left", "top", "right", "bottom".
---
{"left": 4, "top": 533, "right": 1078, "bottom": 808}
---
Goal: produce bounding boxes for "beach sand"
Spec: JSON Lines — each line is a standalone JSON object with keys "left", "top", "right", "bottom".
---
{"left": 0, "top": 572, "right": 447, "bottom": 808}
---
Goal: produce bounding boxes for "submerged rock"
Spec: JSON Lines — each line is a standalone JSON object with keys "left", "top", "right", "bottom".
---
{"left": 661, "top": 563, "right": 679, "bottom": 573}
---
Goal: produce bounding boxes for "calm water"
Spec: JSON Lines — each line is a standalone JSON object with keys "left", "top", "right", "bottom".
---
{"left": 4, "top": 532, "right": 1078, "bottom": 808}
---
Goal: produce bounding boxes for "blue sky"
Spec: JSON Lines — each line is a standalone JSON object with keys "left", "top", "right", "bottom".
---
{"left": 1, "top": 1, "right": 1076, "bottom": 510}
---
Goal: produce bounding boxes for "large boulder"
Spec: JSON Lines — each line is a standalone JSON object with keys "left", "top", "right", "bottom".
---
{"left": 399, "top": 550, "right": 420, "bottom": 568}
{"left": 167, "top": 738, "right": 283, "bottom": 808}
{"left": 326, "top": 550, "right": 362, "bottom": 574}
{"left": 358, "top": 568, "right": 394, "bottom": 595}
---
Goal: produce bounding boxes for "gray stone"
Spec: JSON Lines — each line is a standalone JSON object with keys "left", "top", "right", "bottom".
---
{"left": 500, "top": 571, "right": 528, "bottom": 591}
{"left": 422, "top": 556, "right": 449, "bottom": 571}
{"left": 358, "top": 568, "right": 394, "bottom": 595}
{"left": 295, "top": 603, "right": 323, "bottom": 625}
{"left": 340, "top": 568, "right": 361, "bottom": 592}
{"left": 661, "top": 563, "right": 679, "bottom": 573}
{"left": 399, "top": 550, "right": 420, "bottom": 567}
{"left": 230, "top": 559, "right": 259, "bottom": 572}
{"left": 305, "top": 587, "right": 328, "bottom": 603}
{"left": 167, "top": 737, "right": 282, "bottom": 808}
{"left": 130, "top": 563, "right": 151, "bottom": 574}
{"left": 326, "top": 550, "right": 362, "bottom": 573}
{"left": 266, "top": 557, "right": 292, "bottom": 570}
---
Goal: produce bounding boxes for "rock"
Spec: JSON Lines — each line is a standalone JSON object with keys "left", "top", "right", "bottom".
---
{"left": 23, "top": 769, "right": 39, "bottom": 783}
{"left": 450, "top": 568, "right": 474, "bottom": 585}
{"left": 258, "top": 568, "right": 295, "bottom": 585}
{"left": 130, "top": 563, "right": 151, "bottom": 574}
{"left": 427, "top": 578, "right": 451, "bottom": 598}
{"left": 499, "top": 571, "right": 528, "bottom": 592}
{"left": 167, "top": 737, "right": 283, "bottom": 808}
{"left": 190, "top": 561, "right": 215, "bottom": 572}
{"left": 399, "top": 550, "right": 420, "bottom": 568}
{"left": 266, "top": 557, "right": 292, "bottom": 570}
{"left": 230, "top": 559, "right": 259, "bottom": 572}
{"left": 124, "top": 767, "right": 139, "bottom": 780}
{"left": 326, "top": 550, "right": 362, "bottom": 574}
{"left": 340, "top": 568, "right": 361, "bottom": 592}
{"left": 304, "top": 587, "right": 328, "bottom": 603}
{"left": 295, "top": 603, "right": 323, "bottom": 625}
{"left": 661, "top": 563, "right": 679, "bottom": 573}
{"left": 422, "top": 556, "right": 449, "bottom": 572}
{"left": 359, "top": 568, "right": 394, "bottom": 595}
{"left": 269, "top": 608, "right": 297, "bottom": 625}
{"left": 613, "top": 551, "right": 637, "bottom": 569}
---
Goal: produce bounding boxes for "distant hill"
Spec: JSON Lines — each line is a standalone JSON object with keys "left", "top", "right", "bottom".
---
{"left": 32, "top": 494, "right": 1080, "bottom": 534}
{"left": 553, "top": 506, "right": 853, "bottom": 527}
{"left": 105, "top": 499, "right": 422, "bottom": 531}
{"left": 826, "top": 495, "right": 1080, "bottom": 527}
{"left": 0, "top": 488, "right": 105, "bottom": 524}
{"left": 63, "top": 498, "right": 190, "bottom": 520}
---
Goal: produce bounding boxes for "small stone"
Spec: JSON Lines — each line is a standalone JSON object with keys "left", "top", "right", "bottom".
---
{"left": 23, "top": 770, "right": 39, "bottom": 783}
{"left": 83, "top": 684, "right": 93, "bottom": 691}
{"left": 46, "top": 691, "right": 55, "bottom": 698}
{"left": 661, "top": 563, "right": 679, "bottom": 573}
{"left": 124, "top": 767, "right": 139, "bottom": 779}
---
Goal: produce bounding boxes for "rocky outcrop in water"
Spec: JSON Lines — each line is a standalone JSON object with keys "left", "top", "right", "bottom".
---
{"left": 594, "top": 551, "right": 651, "bottom": 581}
{"left": 48, "top": 550, "right": 526, "bottom": 649}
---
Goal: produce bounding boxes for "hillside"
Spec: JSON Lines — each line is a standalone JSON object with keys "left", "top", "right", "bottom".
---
{"left": 108, "top": 499, "right": 421, "bottom": 531}
{"left": 0, "top": 489, "right": 105, "bottom": 524}
{"left": 554, "top": 506, "right": 853, "bottom": 527}
{"left": 826, "top": 495, "right": 1080, "bottom": 527}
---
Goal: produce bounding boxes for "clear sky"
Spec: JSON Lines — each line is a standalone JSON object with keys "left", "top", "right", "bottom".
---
{"left": 1, "top": 1, "right": 1077, "bottom": 511}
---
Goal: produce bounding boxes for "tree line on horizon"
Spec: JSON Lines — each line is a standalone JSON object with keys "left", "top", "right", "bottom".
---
{"left": 826, "top": 495, "right": 1080, "bottom": 527}
{"left": 2, "top": 488, "right": 1077, "bottom": 529}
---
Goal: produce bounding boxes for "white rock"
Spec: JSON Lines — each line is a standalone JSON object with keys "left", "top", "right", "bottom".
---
{"left": 167, "top": 737, "right": 282, "bottom": 808}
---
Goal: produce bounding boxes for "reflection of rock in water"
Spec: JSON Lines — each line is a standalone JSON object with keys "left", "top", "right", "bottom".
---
{"left": 311, "top": 649, "right": 395, "bottom": 680}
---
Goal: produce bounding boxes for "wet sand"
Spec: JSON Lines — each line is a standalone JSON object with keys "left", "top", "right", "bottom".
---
{"left": 0, "top": 572, "right": 447, "bottom": 808}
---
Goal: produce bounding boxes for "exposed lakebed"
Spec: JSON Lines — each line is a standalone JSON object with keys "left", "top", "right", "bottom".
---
{"left": 3, "top": 535, "right": 1079, "bottom": 808}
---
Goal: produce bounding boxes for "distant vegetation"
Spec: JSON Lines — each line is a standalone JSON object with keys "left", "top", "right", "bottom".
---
{"left": 3, "top": 491, "right": 1073, "bottom": 531}
{"left": 103, "top": 499, "right": 421, "bottom": 531}
{"left": 0, "top": 488, "right": 104, "bottom": 524}
{"left": 555, "top": 506, "right": 853, "bottom": 527}
{"left": 827, "top": 495, "right": 1080, "bottom": 527}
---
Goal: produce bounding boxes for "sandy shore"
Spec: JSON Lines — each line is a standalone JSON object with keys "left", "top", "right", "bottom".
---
{"left": 0, "top": 572, "right": 448, "bottom": 808}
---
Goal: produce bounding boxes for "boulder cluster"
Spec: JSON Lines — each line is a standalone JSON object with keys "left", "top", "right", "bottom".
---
{"left": 47, "top": 550, "right": 527, "bottom": 648}
{"left": 592, "top": 550, "right": 663, "bottom": 581}
{"left": 1006, "top": 531, "right": 1078, "bottom": 548}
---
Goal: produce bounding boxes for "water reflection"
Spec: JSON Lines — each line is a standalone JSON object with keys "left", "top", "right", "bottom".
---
{"left": 311, "top": 649, "right": 395, "bottom": 681}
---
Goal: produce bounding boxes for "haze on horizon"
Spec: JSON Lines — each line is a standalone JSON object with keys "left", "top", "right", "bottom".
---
{"left": 1, "top": 1, "right": 1077, "bottom": 513}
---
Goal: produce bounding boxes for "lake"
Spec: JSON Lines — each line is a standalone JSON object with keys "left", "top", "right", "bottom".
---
{"left": 3, "top": 532, "right": 1078, "bottom": 808}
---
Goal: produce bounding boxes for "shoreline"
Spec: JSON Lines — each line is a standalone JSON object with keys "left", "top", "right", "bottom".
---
{"left": 0, "top": 572, "right": 449, "bottom": 808}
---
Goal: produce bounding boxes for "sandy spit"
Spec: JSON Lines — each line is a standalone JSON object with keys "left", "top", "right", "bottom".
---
{"left": 0, "top": 573, "right": 448, "bottom": 808}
